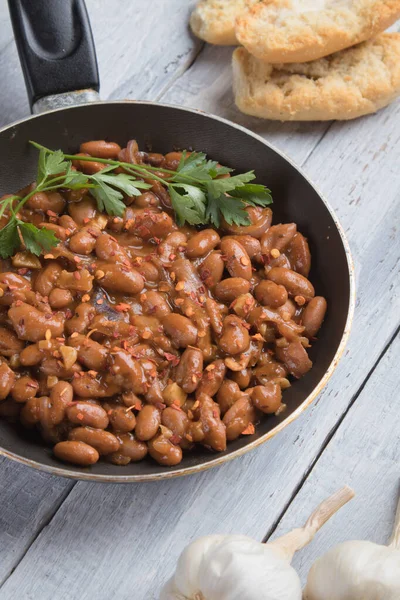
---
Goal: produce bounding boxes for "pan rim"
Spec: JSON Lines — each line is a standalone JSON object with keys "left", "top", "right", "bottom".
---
{"left": 0, "top": 100, "right": 356, "bottom": 482}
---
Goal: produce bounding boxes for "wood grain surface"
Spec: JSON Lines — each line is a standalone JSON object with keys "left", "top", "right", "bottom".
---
{"left": 0, "top": 2, "right": 398, "bottom": 598}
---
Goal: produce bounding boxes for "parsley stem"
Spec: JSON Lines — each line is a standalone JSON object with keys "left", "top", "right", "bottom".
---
{"left": 29, "top": 141, "right": 209, "bottom": 186}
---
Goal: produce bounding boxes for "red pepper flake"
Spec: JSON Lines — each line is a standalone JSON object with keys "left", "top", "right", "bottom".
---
{"left": 169, "top": 253, "right": 176, "bottom": 261}
{"left": 73, "top": 256, "right": 81, "bottom": 263}
{"left": 73, "top": 271, "right": 81, "bottom": 281}
{"left": 170, "top": 434, "right": 181, "bottom": 445}
{"left": 76, "top": 412, "right": 84, "bottom": 421}
{"left": 164, "top": 352, "right": 180, "bottom": 367}
{"left": 14, "top": 300, "right": 23, "bottom": 307}
{"left": 115, "top": 303, "right": 131, "bottom": 312}
{"left": 65, "top": 309, "right": 73, "bottom": 319}
{"left": 81, "top": 294, "right": 90, "bottom": 303}
{"left": 171, "top": 403, "right": 184, "bottom": 413}
{"left": 45, "top": 313, "right": 52, "bottom": 320}
{"left": 73, "top": 372, "right": 80, "bottom": 379}
{"left": 83, "top": 217, "right": 90, "bottom": 224}
{"left": 17, "top": 268, "right": 28, "bottom": 276}
{"left": 96, "top": 299, "right": 104, "bottom": 305}
{"left": 155, "top": 402, "right": 166, "bottom": 411}
{"left": 242, "top": 423, "right": 255, "bottom": 435}
{"left": 212, "top": 410, "right": 219, "bottom": 419}
{"left": 46, "top": 210, "right": 57, "bottom": 217}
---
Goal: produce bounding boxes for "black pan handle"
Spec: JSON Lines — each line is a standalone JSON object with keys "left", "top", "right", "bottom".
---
{"left": 8, "top": 0, "right": 100, "bottom": 110}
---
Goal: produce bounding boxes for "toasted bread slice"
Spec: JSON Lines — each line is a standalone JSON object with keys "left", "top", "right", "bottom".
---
{"left": 233, "top": 33, "right": 400, "bottom": 121}
{"left": 235, "top": 0, "right": 400, "bottom": 63}
{"left": 190, "top": 0, "right": 256, "bottom": 45}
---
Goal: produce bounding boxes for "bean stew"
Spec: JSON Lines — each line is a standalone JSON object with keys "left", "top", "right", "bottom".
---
{"left": 0, "top": 139, "right": 327, "bottom": 468}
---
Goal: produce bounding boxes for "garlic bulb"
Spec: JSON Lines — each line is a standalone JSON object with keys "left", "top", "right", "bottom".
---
{"left": 304, "top": 491, "right": 400, "bottom": 600}
{"left": 160, "top": 486, "right": 354, "bottom": 600}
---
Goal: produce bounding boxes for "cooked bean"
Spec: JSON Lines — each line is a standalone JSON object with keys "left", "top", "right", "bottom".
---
{"left": 229, "top": 368, "right": 252, "bottom": 390}
{"left": 0, "top": 398, "right": 20, "bottom": 419}
{"left": 170, "top": 258, "right": 204, "bottom": 297}
{"left": 69, "top": 427, "right": 120, "bottom": 454}
{"left": 220, "top": 238, "right": 252, "bottom": 280}
{"left": 57, "top": 268, "right": 93, "bottom": 293}
{"left": 138, "top": 261, "right": 160, "bottom": 283}
{"left": 214, "top": 277, "right": 251, "bottom": 304}
{"left": 133, "top": 209, "right": 173, "bottom": 240}
{"left": 161, "top": 407, "right": 189, "bottom": 443}
{"left": 222, "top": 206, "right": 272, "bottom": 238}
{"left": 19, "top": 343, "right": 42, "bottom": 366}
{"left": 135, "top": 405, "right": 161, "bottom": 440}
{"left": 198, "top": 251, "right": 224, "bottom": 288}
{"left": 255, "top": 280, "right": 288, "bottom": 308}
{"left": 48, "top": 288, "right": 73, "bottom": 309}
{"left": 67, "top": 401, "right": 109, "bottom": 429}
{"left": 65, "top": 303, "right": 95, "bottom": 335}
{"left": 12, "top": 376, "right": 39, "bottom": 403}
{"left": 140, "top": 291, "right": 171, "bottom": 318}
{"left": 218, "top": 315, "right": 250, "bottom": 355}
{"left": 196, "top": 359, "right": 226, "bottom": 398}
{"left": 58, "top": 215, "right": 78, "bottom": 233}
{"left": 0, "top": 362, "right": 15, "bottom": 400}
{"left": 175, "top": 347, "right": 203, "bottom": 393}
{"left": 68, "top": 197, "right": 97, "bottom": 224}
{"left": 287, "top": 232, "right": 311, "bottom": 277}
{"left": 204, "top": 298, "right": 226, "bottom": 336}
{"left": 135, "top": 191, "right": 160, "bottom": 208}
{"left": 158, "top": 232, "right": 187, "bottom": 263}
{"left": 49, "top": 381, "right": 74, "bottom": 425}
{"left": 69, "top": 229, "right": 98, "bottom": 254}
{"left": 253, "top": 355, "right": 288, "bottom": 384}
{"left": 275, "top": 341, "right": 313, "bottom": 379}
{"left": 199, "top": 395, "right": 226, "bottom": 451}
{"left": 228, "top": 238, "right": 260, "bottom": 264}
{"left": 0, "top": 326, "right": 24, "bottom": 356}
{"left": 109, "top": 350, "right": 147, "bottom": 395}
{"left": 8, "top": 303, "right": 64, "bottom": 342}
{"left": 95, "top": 233, "right": 130, "bottom": 264}
{"left": 216, "top": 379, "right": 242, "bottom": 415}
{"left": 54, "top": 440, "right": 99, "bottom": 466}
{"left": 260, "top": 223, "right": 297, "bottom": 254}
{"left": 108, "top": 406, "right": 136, "bottom": 433}
{"left": 20, "top": 397, "right": 42, "bottom": 426}
{"left": 68, "top": 334, "right": 108, "bottom": 371}
{"left": 26, "top": 191, "right": 65, "bottom": 213}
{"left": 250, "top": 383, "right": 282, "bottom": 414}
{"left": 98, "top": 262, "right": 144, "bottom": 294}
{"left": 163, "top": 151, "right": 184, "bottom": 170}
{"left": 267, "top": 267, "right": 315, "bottom": 300}
{"left": 148, "top": 434, "right": 183, "bottom": 466}
{"left": 186, "top": 229, "right": 220, "bottom": 259}
{"left": 33, "top": 262, "right": 62, "bottom": 296}
{"left": 223, "top": 395, "right": 255, "bottom": 441}
{"left": 80, "top": 140, "right": 121, "bottom": 159}
{"left": 301, "top": 296, "right": 327, "bottom": 338}
{"left": 116, "top": 433, "right": 148, "bottom": 461}
{"left": 163, "top": 314, "right": 198, "bottom": 348}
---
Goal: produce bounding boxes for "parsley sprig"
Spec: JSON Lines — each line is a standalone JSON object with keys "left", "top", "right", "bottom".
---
{"left": 0, "top": 142, "right": 272, "bottom": 259}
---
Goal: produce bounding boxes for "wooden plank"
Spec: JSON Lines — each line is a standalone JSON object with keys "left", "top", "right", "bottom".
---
{"left": 0, "top": 0, "right": 200, "bottom": 127}
{"left": 1, "top": 91, "right": 399, "bottom": 599}
{"left": 0, "top": 458, "right": 73, "bottom": 586}
{"left": 270, "top": 332, "right": 400, "bottom": 585}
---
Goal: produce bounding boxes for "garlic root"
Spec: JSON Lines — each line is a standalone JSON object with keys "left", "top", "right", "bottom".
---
{"left": 268, "top": 486, "right": 355, "bottom": 561}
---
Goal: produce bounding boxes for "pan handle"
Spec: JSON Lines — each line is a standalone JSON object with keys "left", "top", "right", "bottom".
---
{"left": 8, "top": 0, "right": 100, "bottom": 113}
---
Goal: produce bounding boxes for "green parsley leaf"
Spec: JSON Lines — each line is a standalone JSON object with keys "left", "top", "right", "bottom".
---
{"left": 90, "top": 179, "right": 126, "bottom": 217}
{"left": 0, "top": 220, "right": 20, "bottom": 258}
{"left": 97, "top": 172, "right": 152, "bottom": 197}
{"left": 170, "top": 187, "right": 205, "bottom": 226}
{"left": 229, "top": 183, "right": 273, "bottom": 207}
{"left": 205, "top": 194, "right": 250, "bottom": 228}
{"left": 18, "top": 222, "right": 60, "bottom": 256}
{"left": 63, "top": 170, "right": 89, "bottom": 189}
{"left": 206, "top": 171, "right": 256, "bottom": 199}
{"left": 172, "top": 184, "right": 206, "bottom": 219}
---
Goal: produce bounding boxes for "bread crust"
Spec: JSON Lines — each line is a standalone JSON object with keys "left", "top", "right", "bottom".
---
{"left": 233, "top": 33, "right": 400, "bottom": 121}
{"left": 235, "top": 0, "right": 400, "bottom": 63}
{"left": 190, "top": 0, "right": 256, "bottom": 45}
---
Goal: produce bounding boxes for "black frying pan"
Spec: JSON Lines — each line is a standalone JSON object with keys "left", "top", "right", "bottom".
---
{"left": 0, "top": 0, "right": 355, "bottom": 481}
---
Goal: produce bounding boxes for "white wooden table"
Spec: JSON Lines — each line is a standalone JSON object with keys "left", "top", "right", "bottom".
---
{"left": 0, "top": 2, "right": 399, "bottom": 598}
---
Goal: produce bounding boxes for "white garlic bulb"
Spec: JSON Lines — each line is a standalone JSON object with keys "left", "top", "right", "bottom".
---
{"left": 160, "top": 486, "right": 354, "bottom": 600}
{"left": 304, "top": 492, "right": 400, "bottom": 600}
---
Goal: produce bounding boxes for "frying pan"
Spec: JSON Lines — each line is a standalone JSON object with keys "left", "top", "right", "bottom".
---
{"left": 0, "top": 0, "right": 355, "bottom": 481}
